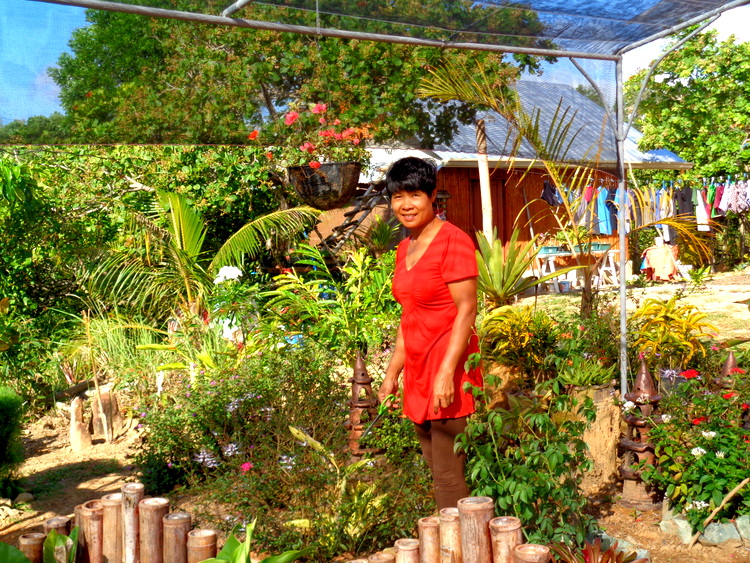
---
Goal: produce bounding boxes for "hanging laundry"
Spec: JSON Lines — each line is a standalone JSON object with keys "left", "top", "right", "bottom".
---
{"left": 695, "top": 187, "right": 711, "bottom": 232}
{"left": 541, "top": 180, "right": 563, "bottom": 206}
{"left": 596, "top": 185, "right": 613, "bottom": 235}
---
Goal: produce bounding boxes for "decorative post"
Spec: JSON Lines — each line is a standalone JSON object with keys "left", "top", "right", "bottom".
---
{"left": 139, "top": 497, "right": 170, "bottom": 563}
{"left": 457, "top": 497, "right": 493, "bottom": 563}
{"left": 395, "top": 539, "right": 420, "bottom": 563}
{"left": 619, "top": 358, "right": 662, "bottom": 510}
{"left": 101, "top": 493, "right": 123, "bottom": 563}
{"left": 186, "top": 530, "right": 217, "bottom": 563}
{"left": 122, "top": 482, "right": 145, "bottom": 563}
{"left": 163, "top": 512, "right": 192, "bottom": 563}
{"left": 81, "top": 499, "right": 104, "bottom": 563}
{"left": 44, "top": 515, "right": 71, "bottom": 536}
{"left": 439, "top": 507, "right": 462, "bottom": 563}
{"left": 18, "top": 533, "right": 45, "bottom": 563}
{"left": 513, "top": 544, "right": 551, "bottom": 563}
{"left": 346, "top": 351, "right": 380, "bottom": 458}
{"left": 489, "top": 517, "right": 522, "bottom": 563}
{"left": 418, "top": 516, "right": 441, "bottom": 563}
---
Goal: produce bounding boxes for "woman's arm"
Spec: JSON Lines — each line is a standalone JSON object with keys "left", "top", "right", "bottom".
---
{"left": 378, "top": 322, "right": 405, "bottom": 405}
{"left": 432, "top": 277, "right": 478, "bottom": 414}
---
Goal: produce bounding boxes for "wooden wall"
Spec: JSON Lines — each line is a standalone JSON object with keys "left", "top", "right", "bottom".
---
{"left": 439, "top": 166, "right": 621, "bottom": 252}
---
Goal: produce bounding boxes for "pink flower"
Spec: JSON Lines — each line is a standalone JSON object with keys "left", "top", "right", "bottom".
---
{"left": 309, "top": 161, "right": 321, "bottom": 169}
{"left": 311, "top": 103, "right": 327, "bottom": 114}
{"left": 319, "top": 117, "right": 326, "bottom": 125}
{"left": 723, "top": 392, "right": 739, "bottom": 399}
{"left": 711, "top": 345, "right": 719, "bottom": 351}
{"left": 299, "top": 142, "right": 316, "bottom": 154}
{"left": 333, "top": 118, "right": 341, "bottom": 125}
{"left": 284, "top": 111, "right": 299, "bottom": 125}
{"left": 681, "top": 369, "right": 699, "bottom": 379}
{"left": 352, "top": 138, "right": 361, "bottom": 145}
{"left": 240, "top": 462, "right": 253, "bottom": 473}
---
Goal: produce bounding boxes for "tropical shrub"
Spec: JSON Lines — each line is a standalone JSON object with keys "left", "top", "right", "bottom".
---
{"left": 458, "top": 379, "right": 597, "bottom": 545}
{"left": 479, "top": 306, "right": 558, "bottom": 387}
{"left": 0, "top": 386, "right": 24, "bottom": 479}
{"left": 641, "top": 365, "right": 750, "bottom": 532}
{"left": 629, "top": 296, "right": 717, "bottom": 371}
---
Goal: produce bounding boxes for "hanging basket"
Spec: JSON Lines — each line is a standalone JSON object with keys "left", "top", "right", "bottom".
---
{"left": 287, "top": 161, "right": 362, "bottom": 211}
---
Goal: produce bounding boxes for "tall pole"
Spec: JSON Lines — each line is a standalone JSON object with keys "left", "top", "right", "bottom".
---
{"left": 615, "top": 57, "right": 628, "bottom": 398}
{"left": 476, "top": 119, "right": 494, "bottom": 242}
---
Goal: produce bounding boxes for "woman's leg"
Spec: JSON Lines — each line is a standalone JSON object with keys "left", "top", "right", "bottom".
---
{"left": 414, "top": 417, "right": 469, "bottom": 510}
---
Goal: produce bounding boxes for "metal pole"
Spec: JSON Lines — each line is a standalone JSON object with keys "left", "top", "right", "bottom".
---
{"left": 615, "top": 57, "right": 628, "bottom": 398}
{"left": 32, "top": 0, "right": 620, "bottom": 61}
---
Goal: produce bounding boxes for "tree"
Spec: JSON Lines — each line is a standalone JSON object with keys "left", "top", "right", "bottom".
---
{"left": 48, "top": 1, "right": 545, "bottom": 145}
{"left": 625, "top": 30, "right": 750, "bottom": 178}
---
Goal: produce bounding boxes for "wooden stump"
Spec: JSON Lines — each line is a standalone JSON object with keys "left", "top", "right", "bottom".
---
{"left": 18, "top": 532, "right": 45, "bottom": 563}
{"left": 90, "top": 386, "right": 124, "bottom": 440}
{"left": 439, "top": 507, "right": 461, "bottom": 563}
{"left": 395, "top": 538, "right": 420, "bottom": 563}
{"left": 122, "top": 483, "right": 145, "bottom": 563}
{"left": 163, "top": 512, "right": 192, "bottom": 563}
{"left": 488, "top": 517, "right": 522, "bottom": 563}
{"left": 44, "top": 515, "right": 71, "bottom": 536}
{"left": 513, "top": 544, "right": 550, "bottom": 563}
{"left": 101, "top": 493, "right": 123, "bottom": 563}
{"left": 82, "top": 500, "right": 104, "bottom": 563}
{"left": 457, "top": 497, "right": 493, "bottom": 563}
{"left": 418, "top": 516, "right": 440, "bottom": 563}
{"left": 70, "top": 396, "right": 92, "bottom": 452}
{"left": 139, "top": 497, "right": 170, "bottom": 563}
{"left": 186, "top": 530, "right": 217, "bottom": 563}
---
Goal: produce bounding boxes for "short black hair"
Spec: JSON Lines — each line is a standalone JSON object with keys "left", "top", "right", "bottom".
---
{"left": 385, "top": 157, "right": 437, "bottom": 197}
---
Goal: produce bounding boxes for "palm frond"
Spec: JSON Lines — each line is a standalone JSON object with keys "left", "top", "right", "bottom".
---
{"left": 209, "top": 206, "right": 319, "bottom": 272}
{"left": 160, "top": 190, "right": 207, "bottom": 259}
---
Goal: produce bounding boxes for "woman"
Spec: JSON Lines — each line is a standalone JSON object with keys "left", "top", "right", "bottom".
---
{"left": 377, "top": 157, "right": 482, "bottom": 510}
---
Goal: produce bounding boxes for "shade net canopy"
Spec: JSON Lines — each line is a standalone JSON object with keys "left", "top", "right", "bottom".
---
{"left": 33, "top": 0, "right": 748, "bottom": 59}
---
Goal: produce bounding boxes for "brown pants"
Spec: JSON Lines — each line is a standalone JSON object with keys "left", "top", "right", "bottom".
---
{"left": 413, "top": 417, "right": 469, "bottom": 510}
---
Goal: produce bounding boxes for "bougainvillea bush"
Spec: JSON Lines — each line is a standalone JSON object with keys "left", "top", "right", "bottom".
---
{"left": 642, "top": 364, "right": 750, "bottom": 531}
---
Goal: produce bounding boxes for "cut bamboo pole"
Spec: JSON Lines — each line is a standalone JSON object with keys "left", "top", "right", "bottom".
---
{"left": 101, "top": 493, "right": 123, "bottom": 563}
{"left": 395, "top": 538, "right": 420, "bottom": 563}
{"left": 457, "top": 497, "right": 493, "bottom": 563}
{"left": 513, "top": 544, "right": 550, "bottom": 563}
{"left": 368, "top": 553, "right": 396, "bottom": 562}
{"left": 489, "top": 517, "right": 522, "bottom": 563}
{"left": 186, "top": 530, "right": 217, "bottom": 563}
{"left": 44, "top": 515, "right": 71, "bottom": 536}
{"left": 163, "top": 511, "right": 192, "bottom": 563}
{"left": 82, "top": 499, "right": 104, "bottom": 563}
{"left": 18, "top": 532, "right": 46, "bottom": 563}
{"left": 439, "top": 507, "right": 461, "bottom": 563}
{"left": 139, "top": 497, "right": 170, "bottom": 563}
{"left": 75, "top": 503, "right": 87, "bottom": 563}
{"left": 418, "top": 516, "right": 441, "bottom": 563}
{"left": 122, "top": 482, "right": 145, "bottom": 563}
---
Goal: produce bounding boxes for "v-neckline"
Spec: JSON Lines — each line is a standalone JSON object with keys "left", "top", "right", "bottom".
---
{"left": 404, "top": 222, "right": 446, "bottom": 272}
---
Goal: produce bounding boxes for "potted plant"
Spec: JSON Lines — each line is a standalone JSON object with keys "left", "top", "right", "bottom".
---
{"left": 252, "top": 102, "right": 370, "bottom": 210}
{"left": 553, "top": 225, "right": 590, "bottom": 252}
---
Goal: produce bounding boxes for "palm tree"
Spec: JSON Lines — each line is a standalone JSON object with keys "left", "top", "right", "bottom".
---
{"left": 79, "top": 189, "right": 319, "bottom": 324}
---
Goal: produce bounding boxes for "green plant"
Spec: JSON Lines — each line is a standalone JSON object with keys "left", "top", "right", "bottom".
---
{"left": 553, "top": 225, "right": 590, "bottom": 250}
{"left": 687, "top": 265, "right": 712, "bottom": 288}
{"left": 0, "top": 528, "right": 79, "bottom": 563}
{"left": 458, "top": 380, "right": 597, "bottom": 544}
{"left": 479, "top": 305, "right": 558, "bottom": 386}
{"left": 201, "top": 520, "right": 310, "bottom": 563}
{"left": 0, "top": 385, "right": 24, "bottom": 479}
{"left": 630, "top": 296, "right": 717, "bottom": 370}
{"left": 259, "top": 102, "right": 370, "bottom": 168}
{"left": 550, "top": 537, "right": 647, "bottom": 563}
{"left": 546, "top": 323, "right": 618, "bottom": 387}
{"left": 475, "top": 228, "right": 582, "bottom": 307}
{"left": 262, "top": 245, "right": 398, "bottom": 361}
{"left": 555, "top": 356, "right": 616, "bottom": 387}
{"left": 640, "top": 366, "right": 750, "bottom": 532}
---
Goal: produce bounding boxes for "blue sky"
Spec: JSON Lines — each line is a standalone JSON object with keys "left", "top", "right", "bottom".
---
{"left": 0, "top": 0, "right": 87, "bottom": 125}
{"left": 1, "top": 1, "right": 749, "bottom": 124}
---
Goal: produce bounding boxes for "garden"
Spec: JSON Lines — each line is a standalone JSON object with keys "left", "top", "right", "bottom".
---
{"left": 0, "top": 139, "right": 748, "bottom": 563}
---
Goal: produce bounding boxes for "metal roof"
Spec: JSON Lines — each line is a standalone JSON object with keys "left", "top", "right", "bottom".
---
{"left": 34, "top": 0, "right": 750, "bottom": 60}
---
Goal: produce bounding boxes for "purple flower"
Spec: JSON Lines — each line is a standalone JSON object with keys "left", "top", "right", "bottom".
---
{"left": 194, "top": 449, "right": 221, "bottom": 468}
{"left": 222, "top": 443, "right": 241, "bottom": 457}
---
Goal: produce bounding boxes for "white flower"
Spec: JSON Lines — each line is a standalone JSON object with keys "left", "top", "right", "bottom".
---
{"left": 661, "top": 414, "right": 672, "bottom": 423}
{"left": 691, "top": 447, "right": 706, "bottom": 457}
{"left": 213, "top": 265, "right": 243, "bottom": 284}
{"left": 622, "top": 401, "right": 636, "bottom": 411}
{"left": 701, "top": 431, "right": 716, "bottom": 439}
{"left": 716, "top": 451, "right": 726, "bottom": 459}
{"left": 686, "top": 500, "right": 709, "bottom": 511}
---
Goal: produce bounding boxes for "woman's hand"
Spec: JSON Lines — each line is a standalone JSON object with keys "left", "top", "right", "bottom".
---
{"left": 377, "top": 376, "right": 400, "bottom": 406}
{"left": 432, "top": 369, "right": 455, "bottom": 413}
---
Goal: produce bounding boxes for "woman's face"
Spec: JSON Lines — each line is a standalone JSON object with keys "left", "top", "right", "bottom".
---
{"left": 390, "top": 190, "right": 436, "bottom": 231}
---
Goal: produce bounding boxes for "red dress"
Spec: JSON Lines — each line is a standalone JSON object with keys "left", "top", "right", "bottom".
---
{"left": 393, "top": 222, "right": 482, "bottom": 424}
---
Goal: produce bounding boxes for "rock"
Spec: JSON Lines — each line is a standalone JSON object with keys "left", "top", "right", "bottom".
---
{"left": 699, "top": 522, "right": 741, "bottom": 546}
{"left": 69, "top": 396, "right": 92, "bottom": 452}
{"left": 662, "top": 498, "right": 679, "bottom": 521}
{"left": 737, "top": 515, "right": 750, "bottom": 541}
{"left": 659, "top": 517, "right": 694, "bottom": 544}
{"left": 0, "top": 498, "right": 10, "bottom": 508}
{"left": 14, "top": 492, "right": 34, "bottom": 504}
{"left": 635, "top": 548, "right": 651, "bottom": 561}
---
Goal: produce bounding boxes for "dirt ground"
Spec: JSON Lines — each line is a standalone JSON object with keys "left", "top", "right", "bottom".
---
{"left": 1, "top": 271, "right": 749, "bottom": 561}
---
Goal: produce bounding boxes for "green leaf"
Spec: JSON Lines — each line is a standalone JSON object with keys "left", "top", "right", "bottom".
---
{"left": 0, "top": 542, "right": 32, "bottom": 563}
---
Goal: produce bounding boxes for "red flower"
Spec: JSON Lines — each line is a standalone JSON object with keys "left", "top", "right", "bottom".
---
{"left": 308, "top": 161, "right": 322, "bottom": 169}
{"left": 319, "top": 117, "right": 326, "bottom": 125}
{"left": 692, "top": 416, "right": 708, "bottom": 425}
{"left": 284, "top": 111, "right": 299, "bottom": 125}
{"left": 730, "top": 367, "right": 746, "bottom": 374}
{"left": 352, "top": 138, "right": 361, "bottom": 145}
{"left": 299, "top": 142, "right": 316, "bottom": 154}
{"left": 681, "top": 369, "right": 699, "bottom": 379}
{"left": 742, "top": 403, "right": 750, "bottom": 410}
{"left": 723, "top": 392, "right": 739, "bottom": 399}
{"left": 85, "top": 91, "right": 93, "bottom": 98}
{"left": 265, "top": 152, "right": 273, "bottom": 160}
{"left": 311, "top": 103, "right": 327, "bottom": 114}
{"left": 248, "top": 130, "right": 259, "bottom": 140}
{"left": 333, "top": 118, "right": 341, "bottom": 125}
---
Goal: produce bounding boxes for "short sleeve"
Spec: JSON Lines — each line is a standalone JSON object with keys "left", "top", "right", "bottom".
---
{"left": 441, "top": 226, "right": 478, "bottom": 284}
